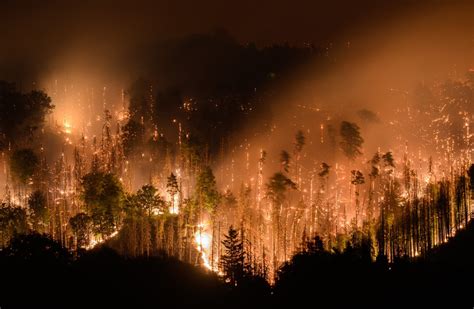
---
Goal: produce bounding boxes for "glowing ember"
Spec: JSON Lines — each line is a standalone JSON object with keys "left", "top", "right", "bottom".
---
{"left": 86, "top": 230, "right": 119, "bottom": 250}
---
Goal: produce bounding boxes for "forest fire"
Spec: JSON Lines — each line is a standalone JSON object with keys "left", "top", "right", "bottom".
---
{"left": 1, "top": 1, "right": 474, "bottom": 307}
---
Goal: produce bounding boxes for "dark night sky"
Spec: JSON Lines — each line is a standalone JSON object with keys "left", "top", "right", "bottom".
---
{"left": 2, "top": 1, "right": 464, "bottom": 50}
{"left": 0, "top": 0, "right": 472, "bottom": 82}
{"left": 0, "top": 0, "right": 445, "bottom": 45}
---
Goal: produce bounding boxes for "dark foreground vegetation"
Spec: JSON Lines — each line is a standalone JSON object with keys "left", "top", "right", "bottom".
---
{"left": 2, "top": 221, "right": 474, "bottom": 308}
{"left": 0, "top": 233, "right": 272, "bottom": 309}
{"left": 275, "top": 223, "right": 474, "bottom": 309}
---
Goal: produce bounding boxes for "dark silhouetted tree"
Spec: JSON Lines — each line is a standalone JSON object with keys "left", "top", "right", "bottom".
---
{"left": 221, "top": 225, "right": 244, "bottom": 286}
{"left": 167, "top": 173, "right": 179, "bottom": 213}
{"left": 122, "top": 119, "right": 145, "bottom": 157}
{"left": 135, "top": 184, "right": 166, "bottom": 217}
{"left": 340, "top": 121, "right": 364, "bottom": 160}
{"left": 69, "top": 213, "right": 93, "bottom": 249}
{"left": 0, "top": 204, "right": 28, "bottom": 247}
{"left": 0, "top": 81, "right": 53, "bottom": 148}
{"left": 266, "top": 172, "right": 296, "bottom": 271}
{"left": 10, "top": 148, "right": 39, "bottom": 184}
{"left": 3, "top": 232, "right": 71, "bottom": 264}
{"left": 81, "top": 172, "right": 124, "bottom": 237}
{"left": 351, "top": 170, "right": 365, "bottom": 226}
{"left": 28, "top": 190, "right": 48, "bottom": 232}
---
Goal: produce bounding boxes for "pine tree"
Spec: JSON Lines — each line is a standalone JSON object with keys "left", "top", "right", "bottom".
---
{"left": 339, "top": 121, "right": 364, "bottom": 160}
{"left": 351, "top": 170, "right": 365, "bottom": 227}
{"left": 221, "top": 225, "right": 245, "bottom": 286}
{"left": 166, "top": 173, "right": 179, "bottom": 213}
{"left": 293, "top": 130, "right": 305, "bottom": 186}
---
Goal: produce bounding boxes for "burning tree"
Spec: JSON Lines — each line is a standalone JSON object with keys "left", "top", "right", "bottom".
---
{"left": 266, "top": 172, "right": 296, "bottom": 276}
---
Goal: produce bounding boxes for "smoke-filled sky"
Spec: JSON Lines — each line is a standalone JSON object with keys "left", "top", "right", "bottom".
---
{"left": 1, "top": 0, "right": 473, "bottom": 189}
{"left": 0, "top": 0, "right": 429, "bottom": 45}
{"left": 1, "top": 0, "right": 473, "bottom": 81}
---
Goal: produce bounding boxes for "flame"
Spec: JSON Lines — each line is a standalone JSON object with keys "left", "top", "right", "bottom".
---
{"left": 63, "top": 119, "right": 72, "bottom": 134}
{"left": 194, "top": 230, "right": 211, "bottom": 251}
{"left": 86, "top": 230, "right": 119, "bottom": 250}
{"left": 194, "top": 224, "right": 213, "bottom": 271}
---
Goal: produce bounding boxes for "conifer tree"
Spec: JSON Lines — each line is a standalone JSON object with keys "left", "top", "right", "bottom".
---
{"left": 221, "top": 225, "right": 245, "bottom": 286}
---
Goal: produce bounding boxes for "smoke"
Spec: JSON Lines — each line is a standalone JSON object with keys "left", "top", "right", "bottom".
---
{"left": 1, "top": 0, "right": 473, "bottom": 189}
{"left": 0, "top": 0, "right": 462, "bottom": 83}
{"left": 216, "top": 1, "right": 474, "bottom": 188}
